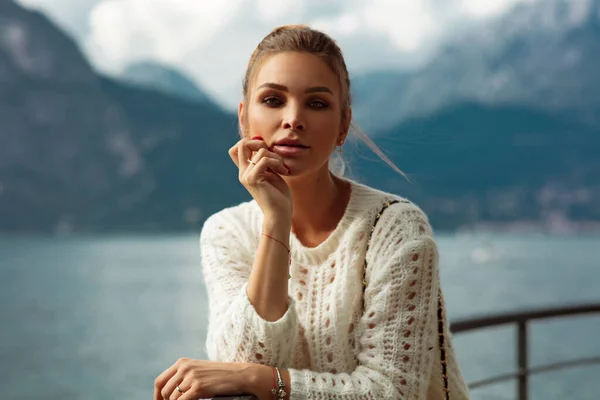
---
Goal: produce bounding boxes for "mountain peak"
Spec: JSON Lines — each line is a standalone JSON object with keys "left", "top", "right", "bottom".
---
{"left": 492, "top": 0, "right": 599, "bottom": 38}
{"left": 120, "top": 61, "right": 212, "bottom": 104}
{"left": 0, "top": 0, "right": 95, "bottom": 83}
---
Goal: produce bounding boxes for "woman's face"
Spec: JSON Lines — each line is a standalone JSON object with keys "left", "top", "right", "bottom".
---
{"left": 240, "top": 51, "right": 348, "bottom": 176}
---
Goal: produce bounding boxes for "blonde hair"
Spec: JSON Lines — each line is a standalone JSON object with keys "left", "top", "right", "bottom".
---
{"left": 241, "top": 24, "right": 409, "bottom": 180}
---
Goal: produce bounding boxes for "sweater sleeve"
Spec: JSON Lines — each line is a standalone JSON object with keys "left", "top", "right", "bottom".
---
{"left": 200, "top": 211, "right": 298, "bottom": 367}
{"left": 288, "top": 208, "right": 441, "bottom": 399}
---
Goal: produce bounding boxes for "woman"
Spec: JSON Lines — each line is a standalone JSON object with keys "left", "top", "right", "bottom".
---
{"left": 154, "top": 25, "right": 470, "bottom": 400}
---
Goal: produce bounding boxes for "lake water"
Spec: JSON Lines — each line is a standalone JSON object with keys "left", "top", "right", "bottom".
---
{"left": 0, "top": 233, "right": 599, "bottom": 400}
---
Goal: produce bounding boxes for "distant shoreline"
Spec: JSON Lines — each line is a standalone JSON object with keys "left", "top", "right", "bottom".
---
{"left": 456, "top": 220, "right": 600, "bottom": 235}
{"left": 2, "top": 222, "right": 600, "bottom": 238}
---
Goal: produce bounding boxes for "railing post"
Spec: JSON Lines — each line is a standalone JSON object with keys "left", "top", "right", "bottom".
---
{"left": 517, "top": 321, "right": 528, "bottom": 400}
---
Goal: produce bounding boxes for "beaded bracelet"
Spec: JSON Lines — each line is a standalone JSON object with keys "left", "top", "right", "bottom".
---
{"left": 270, "top": 366, "right": 286, "bottom": 399}
{"left": 271, "top": 367, "right": 278, "bottom": 398}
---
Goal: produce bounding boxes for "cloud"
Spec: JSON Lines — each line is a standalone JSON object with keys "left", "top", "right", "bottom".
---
{"left": 16, "top": 0, "right": 102, "bottom": 38}
{"left": 17, "top": 0, "right": 537, "bottom": 109}
{"left": 87, "top": 0, "right": 246, "bottom": 67}
{"left": 256, "top": 0, "right": 306, "bottom": 21}
{"left": 309, "top": 2, "right": 437, "bottom": 52}
{"left": 460, "top": 0, "right": 538, "bottom": 17}
{"left": 364, "top": 1, "right": 439, "bottom": 52}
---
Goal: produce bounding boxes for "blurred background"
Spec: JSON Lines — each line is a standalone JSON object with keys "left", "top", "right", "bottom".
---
{"left": 1, "top": 0, "right": 599, "bottom": 399}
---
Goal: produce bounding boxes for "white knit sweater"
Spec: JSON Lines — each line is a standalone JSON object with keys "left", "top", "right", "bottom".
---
{"left": 200, "top": 179, "right": 470, "bottom": 399}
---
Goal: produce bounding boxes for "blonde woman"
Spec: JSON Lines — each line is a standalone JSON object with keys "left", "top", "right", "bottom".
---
{"left": 154, "top": 25, "right": 470, "bottom": 400}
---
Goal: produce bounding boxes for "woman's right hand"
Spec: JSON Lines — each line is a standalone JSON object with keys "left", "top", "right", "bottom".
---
{"left": 229, "top": 136, "right": 293, "bottom": 222}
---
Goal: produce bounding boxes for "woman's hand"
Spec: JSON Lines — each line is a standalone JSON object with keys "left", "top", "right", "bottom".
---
{"left": 153, "top": 358, "right": 253, "bottom": 400}
{"left": 229, "top": 136, "right": 292, "bottom": 221}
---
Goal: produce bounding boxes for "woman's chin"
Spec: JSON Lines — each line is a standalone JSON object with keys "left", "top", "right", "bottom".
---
{"left": 285, "top": 162, "right": 334, "bottom": 179}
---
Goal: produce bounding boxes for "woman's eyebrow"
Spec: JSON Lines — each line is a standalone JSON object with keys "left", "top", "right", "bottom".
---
{"left": 256, "top": 82, "right": 333, "bottom": 94}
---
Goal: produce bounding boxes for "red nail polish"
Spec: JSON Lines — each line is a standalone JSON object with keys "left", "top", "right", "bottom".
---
{"left": 251, "top": 136, "right": 263, "bottom": 140}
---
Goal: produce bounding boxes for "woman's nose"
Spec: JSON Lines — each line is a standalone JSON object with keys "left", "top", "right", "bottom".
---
{"left": 282, "top": 118, "right": 304, "bottom": 131}
{"left": 282, "top": 106, "right": 305, "bottom": 131}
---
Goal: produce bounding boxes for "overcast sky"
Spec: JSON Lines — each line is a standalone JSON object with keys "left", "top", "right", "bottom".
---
{"left": 16, "top": 0, "right": 537, "bottom": 109}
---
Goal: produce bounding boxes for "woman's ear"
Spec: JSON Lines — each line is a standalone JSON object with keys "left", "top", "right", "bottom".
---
{"left": 238, "top": 101, "right": 245, "bottom": 138}
{"left": 340, "top": 108, "right": 352, "bottom": 141}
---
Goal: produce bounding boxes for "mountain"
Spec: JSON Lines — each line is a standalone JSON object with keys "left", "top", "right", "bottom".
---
{"left": 120, "top": 61, "right": 213, "bottom": 104}
{"left": 0, "top": 0, "right": 245, "bottom": 233}
{"left": 350, "top": 70, "right": 412, "bottom": 132}
{"left": 348, "top": 103, "right": 600, "bottom": 231}
{"left": 1, "top": 0, "right": 146, "bottom": 232}
{"left": 96, "top": 77, "right": 245, "bottom": 231}
{"left": 352, "top": 0, "right": 600, "bottom": 133}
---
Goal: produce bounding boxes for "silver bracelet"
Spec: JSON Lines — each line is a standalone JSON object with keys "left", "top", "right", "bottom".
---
{"left": 272, "top": 367, "right": 286, "bottom": 399}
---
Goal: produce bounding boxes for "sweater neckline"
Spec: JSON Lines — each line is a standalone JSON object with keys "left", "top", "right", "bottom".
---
{"left": 288, "top": 178, "right": 373, "bottom": 263}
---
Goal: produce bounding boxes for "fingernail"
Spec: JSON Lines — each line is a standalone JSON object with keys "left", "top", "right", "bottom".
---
{"left": 251, "top": 136, "right": 263, "bottom": 140}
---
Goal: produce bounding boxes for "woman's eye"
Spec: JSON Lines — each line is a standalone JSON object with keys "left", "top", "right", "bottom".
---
{"left": 309, "top": 100, "right": 328, "bottom": 109}
{"left": 261, "top": 96, "right": 328, "bottom": 109}
{"left": 262, "top": 97, "right": 282, "bottom": 107}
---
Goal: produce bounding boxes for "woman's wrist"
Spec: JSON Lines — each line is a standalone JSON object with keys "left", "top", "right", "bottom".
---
{"left": 262, "top": 213, "right": 292, "bottom": 233}
{"left": 244, "top": 364, "right": 291, "bottom": 400}
{"left": 262, "top": 217, "right": 292, "bottom": 251}
{"left": 243, "top": 364, "right": 273, "bottom": 400}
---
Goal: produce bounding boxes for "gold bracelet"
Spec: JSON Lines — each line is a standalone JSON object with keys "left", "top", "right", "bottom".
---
{"left": 262, "top": 233, "right": 292, "bottom": 279}
{"left": 262, "top": 233, "right": 290, "bottom": 253}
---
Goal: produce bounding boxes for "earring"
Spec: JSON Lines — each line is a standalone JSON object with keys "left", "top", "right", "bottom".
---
{"left": 337, "top": 139, "right": 344, "bottom": 156}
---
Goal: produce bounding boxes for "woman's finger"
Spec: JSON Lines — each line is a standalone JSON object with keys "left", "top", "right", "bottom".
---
{"left": 237, "top": 138, "right": 254, "bottom": 172}
{"left": 229, "top": 139, "right": 262, "bottom": 167}
{"left": 177, "top": 388, "right": 197, "bottom": 400}
{"left": 171, "top": 379, "right": 195, "bottom": 400}
{"left": 246, "top": 139, "right": 271, "bottom": 152}
{"left": 162, "top": 371, "right": 185, "bottom": 400}
{"left": 247, "top": 147, "right": 284, "bottom": 166}
{"left": 154, "top": 365, "right": 177, "bottom": 400}
{"left": 244, "top": 148, "right": 283, "bottom": 177}
{"left": 228, "top": 143, "right": 240, "bottom": 167}
{"left": 243, "top": 156, "right": 289, "bottom": 182}
{"left": 245, "top": 148, "right": 286, "bottom": 173}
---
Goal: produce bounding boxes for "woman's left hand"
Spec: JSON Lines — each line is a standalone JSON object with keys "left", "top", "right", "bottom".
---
{"left": 153, "top": 358, "right": 252, "bottom": 400}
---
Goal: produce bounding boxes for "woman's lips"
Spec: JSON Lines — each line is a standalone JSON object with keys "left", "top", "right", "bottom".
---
{"left": 272, "top": 145, "right": 309, "bottom": 156}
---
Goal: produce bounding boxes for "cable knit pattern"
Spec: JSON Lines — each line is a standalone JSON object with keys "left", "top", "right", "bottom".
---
{"left": 200, "top": 179, "right": 470, "bottom": 399}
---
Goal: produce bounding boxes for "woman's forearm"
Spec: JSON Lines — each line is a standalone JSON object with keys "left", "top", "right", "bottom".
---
{"left": 246, "top": 216, "right": 292, "bottom": 322}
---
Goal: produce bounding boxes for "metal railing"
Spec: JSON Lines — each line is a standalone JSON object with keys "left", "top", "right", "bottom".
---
{"left": 450, "top": 303, "right": 600, "bottom": 400}
{"left": 212, "top": 303, "right": 600, "bottom": 400}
